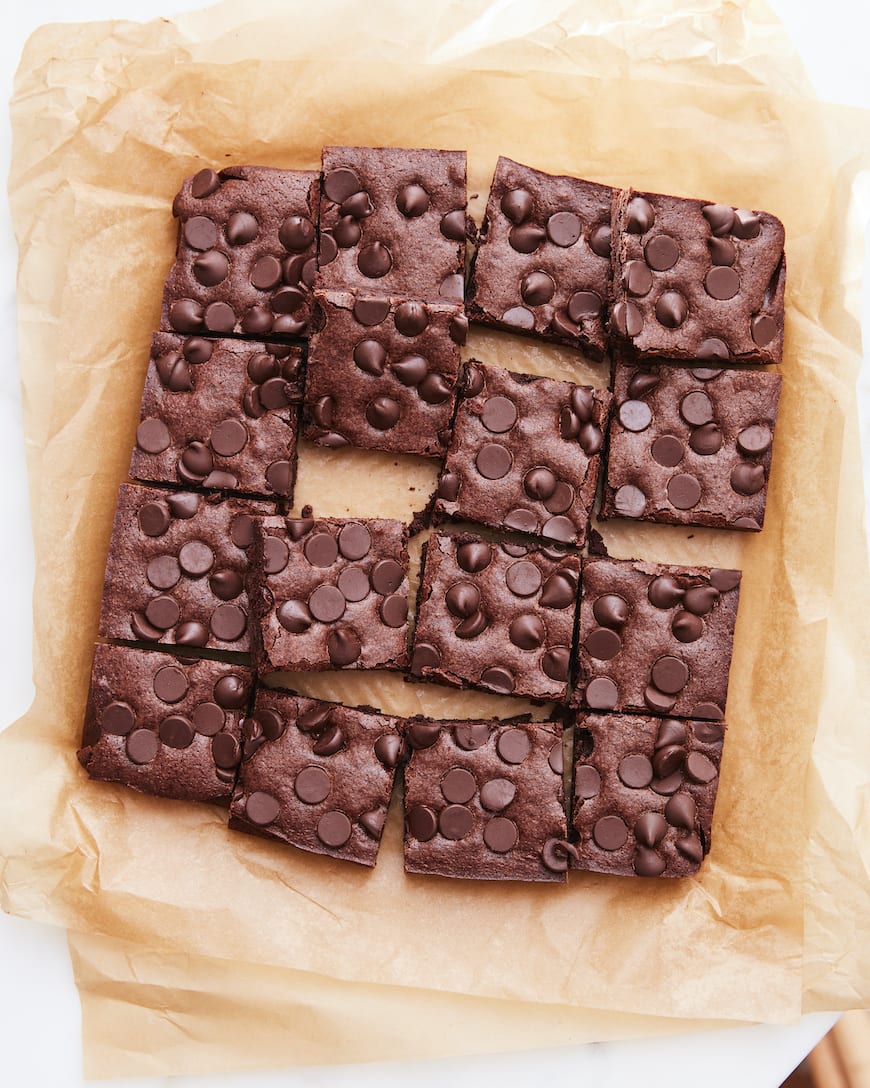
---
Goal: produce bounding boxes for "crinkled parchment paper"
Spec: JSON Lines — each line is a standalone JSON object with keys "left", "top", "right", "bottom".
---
{"left": 3, "top": 0, "right": 870, "bottom": 1077}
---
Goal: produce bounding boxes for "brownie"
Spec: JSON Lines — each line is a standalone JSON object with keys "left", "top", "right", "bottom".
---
{"left": 130, "top": 332, "right": 303, "bottom": 499}
{"left": 99, "top": 483, "right": 270, "bottom": 652}
{"left": 434, "top": 361, "right": 611, "bottom": 546}
{"left": 410, "top": 532, "right": 580, "bottom": 702}
{"left": 403, "top": 718, "right": 574, "bottom": 882}
{"left": 574, "top": 557, "right": 741, "bottom": 720}
{"left": 316, "top": 146, "right": 468, "bottom": 301}
{"left": 251, "top": 514, "right": 411, "bottom": 673}
{"left": 229, "top": 689, "right": 405, "bottom": 867}
{"left": 77, "top": 643, "right": 251, "bottom": 803}
{"left": 610, "top": 188, "right": 786, "bottom": 364}
{"left": 467, "top": 157, "right": 613, "bottom": 358}
{"left": 572, "top": 712, "right": 726, "bottom": 878}
{"left": 161, "top": 165, "right": 320, "bottom": 339}
{"left": 303, "top": 290, "right": 465, "bottom": 457}
{"left": 602, "top": 362, "right": 781, "bottom": 531}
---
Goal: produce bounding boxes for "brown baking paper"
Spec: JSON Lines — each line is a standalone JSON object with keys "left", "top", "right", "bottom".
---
{"left": 3, "top": 0, "right": 870, "bottom": 1074}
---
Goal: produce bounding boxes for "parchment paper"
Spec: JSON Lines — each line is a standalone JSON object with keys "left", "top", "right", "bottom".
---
{"left": 3, "top": 0, "right": 870, "bottom": 1076}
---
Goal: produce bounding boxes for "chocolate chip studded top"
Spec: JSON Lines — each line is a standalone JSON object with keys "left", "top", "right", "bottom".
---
{"left": 99, "top": 483, "right": 270, "bottom": 652}
{"left": 130, "top": 332, "right": 303, "bottom": 499}
{"left": 251, "top": 515, "right": 411, "bottom": 673}
{"left": 229, "top": 689, "right": 405, "bottom": 867}
{"left": 303, "top": 290, "right": 464, "bottom": 457}
{"left": 77, "top": 643, "right": 250, "bottom": 803}
{"left": 403, "top": 718, "right": 572, "bottom": 882}
{"left": 162, "top": 165, "right": 320, "bottom": 339}
{"left": 411, "top": 532, "right": 580, "bottom": 702}
{"left": 602, "top": 362, "right": 782, "bottom": 531}
{"left": 316, "top": 146, "right": 468, "bottom": 302}
{"left": 571, "top": 712, "right": 725, "bottom": 878}
{"left": 434, "top": 362, "right": 611, "bottom": 546}
{"left": 575, "top": 557, "right": 741, "bottom": 720}
{"left": 610, "top": 188, "right": 785, "bottom": 364}
{"left": 467, "top": 157, "right": 614, "bottom": 359}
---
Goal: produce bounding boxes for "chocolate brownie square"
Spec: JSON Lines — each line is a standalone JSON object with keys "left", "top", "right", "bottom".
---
{"left": 610, "top": 188, "right": 785, "bottom": 364}
{"left": 316, "top": 146, "right": 468, "bottom": 301}
{"left": 575, "top": 557, "right": 741, "bottom": 720}
{"left": 467, "top": 157, "right": 613, "bottom": 358}
{"left": 130, "top": 332, "right": 302, "bottom": 499}
{"left": 303, "top": 290, "right": 465, "bottom": 457}
{"left": 410, "top": 532, "right": 580, "bottom": 702}
{"left": 434, "top": 361, "right": 611, "bottom": 546}
{"left": 602, "top": 362, "right": 781, "bottom": 531}
{"left": 162, "top": 165, "right": 320, "bottom": 339}
{"left": 251, "top": 514, "right": 410, "bottom": 673}
{"left": 77, "top": 643, "right": 251, "bottom": 803}
{"left": 229, "top": 689, "right": 405, "bottom": 867}
{"left": 403, "top": 717, "right": 574, "bottom": 882}
{"left": 572, "top": 712, "right": 726, "bottom": 877}
{"left": 99, "top": 484, "right": 270, "bottom": 652}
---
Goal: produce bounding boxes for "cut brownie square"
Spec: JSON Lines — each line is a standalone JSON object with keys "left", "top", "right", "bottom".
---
{"left": 130, "top": 332, "right": 302, "bottom": 499}
{"left": 610, "top": 188, "right": 785, "bottom": 364}
{"left": 162, "top": 165, "right": 320, "bottom": 339}
{"left": 434, "top": 361, "right": 611, "bottom": 546}
{"left": 77, "top": 643, "right": 251, "bottom": 803}
{"left": 229, "top": 689, "right": 405, "bottom": 867}
{"left": 410, "top": 532, "right": 580, "bottom": 702}
{"left": 403, "top": 717, "right": 574, "bottom": 882}
{"left": 602, "top": 362, "right": 781, "bottom": 531}
{"left": 572, "top": 712, "right": 726, "bottom": 878}
{"left": 575, "top": 557, "right": 741, "bottom": 720}
{"left": 251, "top": 514, "right": 410, "bottom": 673}
{"left": 99, "top": 484, "right": 270, "bottom": 652}
{"left": 467, "top": 157, "right": 614, "bottom": 358}
{"left": 316, "top": 146, "right": 468, "bottom": 301}
{"left": 303, "top": 290, "right": 465, "bottom": 457}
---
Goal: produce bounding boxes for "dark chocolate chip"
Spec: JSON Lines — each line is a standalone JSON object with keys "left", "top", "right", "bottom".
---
{"left": 541, "top": 838, "right": 579, "bottom": 873}
{"left": 520, "top": 270, "right": 555, "bottom": 305}
{"left": 379, "top": 594, "right": 408, "bottom": 628}
{"left": 327, "top": 628, "right": 361, "bottom": 666}
{"left": 226, "top": 211, "right": 258, "bottom": 245}
{"left": 454, "top": 723, "right": 490, "bottom": 750}
{"left": 645, "top": 234, "right": 679, "bottom": 270}
{"left": 501, "top": 188, "right": 533, "bottom": 224}
{"left": 441, "top": 767, "right": 477, "bottom": 804}
{"left": 153, "top": 665, "right": 188, "bottom": 703}
{"left": 592, "top": 593, "right": 629, "bottom": 628}
{"left": 593, "top": 815, "right": 628, "bottom": 850}
{"left": 655, "top": 291, "right": 688, "bottom": 328}
{"left": 136, "top": 418, "right": 171, "bottom": 454}
{"left": 611, "top": 301, "right": 643, "bottom": 337}
{"left": 396, "top": 183, "right": 430, "bottom": 217}
{"left": 366, "top": 395, "right": 401, "bottom": 429}
{"left": 710, "top": 568, "right": 741, "bottom": 592}
{"left": 502, "top": 305, "right": 535, "bottom": 330}
{"left": 126, "top": 729, "right": 160, "bottom": 765}
{"left": 585, "top": 677, "right": 618, "bottom": 710}
{"left": 337, "top": 566, "right": 370, "bottom": 602}
{"left": 736, "top": 425, "right": 772, "bottom": 455}
{"left": 509, "top": 614, "right": 545, "bottom": 649}
{"left": 705, "top": 266, "right": 740, "bottom": 300}
{"left": 672, "top": 610, "right": 703, "bottom": 642}
{"left": 337, "top": 522, "right": 371, "bottom": 561}
{"left": 589, "top": 223, "right": 611, "bottom": 257}
{"left": 508, "top": 223, "right": 546, "bottom": 253}
{"left": 689, "top": 423, "right": 723, "bottom": 456}
{"left": 618, "top": 754, "right": 654, "bottom": 788}
{"left": 213, "top": 674, "right": 249, "bottom": 709}
{"left": 626, "top": 196, "right": 655, "bottom": 233}
{"left": 484, "top": 816, "right": 518, "bottom": 853}
{"left": 613, "top": 484, "right": 646, "bottom": 517}
{"left": 567, "top": 291, "right": 602, "bottom": 320}
{"left": 546, "top": 211, "right": 581, "bottom": 247}
{"left": 652, "top": 435, "right": 684, "bottom": 467}
{"left": 357, "top": 243, "right": 392, "bottom": 279}
{"left": 102, "top": 701, "right": 136, "bottom": 736}
{"left": 480, "top": 666, "right": 515, "bottom": 693}
{"left": 159, "top": 714, "right": 194, "bottom": 749}
{"left": 440, "top": 209, "right": 467, "bottom": 241}
{"left": 584, "top": 627, "right": 622, "bottom": 660}
{"left": 371, "top": 559, "right": 404, "bottom": 595}
{"left": 407, "top": 804, "right": 438, "bottom": 841}
{"left": 623, "top": 259, "right": 653, "bottom": 297}
{"left": 476, "top": 443, "right": 512, "bottom": 479}
{"left": 374, "top": 733, "right": 403, "bottom": 769}
{"left": 618, "top": 399, "right": 652, "bottom": 432}
{"left": 505, "top": 560, "right": 542, "bottom": 597}
{"left": 667, "top": 473, "right": 702, "bottom": 510}
{"left": 407, "top": 721, "right": 441, "bottom": 750}
{"left": 359, "top": 808, "right": 387, "bottom": 839}
{"left": 317, "top": 811, "right": 353, "bottom": 848}
{"left": 539, "top": 570, "right": 577, "bottom": 609}
{"left": 304, "top": 532, "right": 338, "bottom": 568}
{"left": 480, "top": 777, "right": 516, "bottom": 811}
{"left": 574, "top": 765, "right": 601, "bottom": 799}
{"left": 394, "top": 300, "right": 429, "bottom": 336}
{"left": 731, "top": 462, "right": 766, "bottom": 495}
{"left": 648, "top": 575, "right": 683, "bottom": 609}
{"left": 701, "top": 204, "right": 734, "bottom": 236}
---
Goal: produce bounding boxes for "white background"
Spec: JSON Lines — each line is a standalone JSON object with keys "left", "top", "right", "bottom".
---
{"left": 1, "top": 1, "right": 868, "bottom": 1085}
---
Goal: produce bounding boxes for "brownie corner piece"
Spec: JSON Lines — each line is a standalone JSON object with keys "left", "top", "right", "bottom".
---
{"left": 130, "top": 331, "right": 302, "bottom": 499}
{"left": 303, "top": 289, "right": 465, "bottom": 457}
{"left": 229, "top": 690, "right": 405, "bottom": 867}
{"left": 316, "top": 146, "right": 468, "bottom": 301}
{"left": 602, "top": 361, "right": 781, "bottom": 531}
{"left": 467, "top": 156, "right": 613, "bottom": 357}
{"left": 572, "top": 712, "right": 726, "bottom": 877}
{"left": 434, "top": 360, "right": 611, "bottom": 546}
{"left": 78, "top": 642, "right": 251, "bottom": 803}
{"left": 410, "top": 531, "right": 580, "bottom": 701}
{"left": 575, "top": 556, "right": 741, "bottom": 720}
{"left": 99, "top": 483, "right": 271, "bottom": 652}
{"left": 610, "top": 187, "right": 785, "bottom": 365}
{"left": 162, "top": 164, "right": 320, "bottom": 339}
{"left": 403, "top": 718, "right": 572, "bottom": 882}
{"left": 252, "top": 514, "right": 411, "bottom": 673}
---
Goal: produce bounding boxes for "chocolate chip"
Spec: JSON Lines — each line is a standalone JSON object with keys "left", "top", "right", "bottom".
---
{"left": 394, "top": 300, "right": 429, "bottom": 336}
{"left": 246, "top": 791, "right": 280, "bottom": 826}
{"left": 665, "top": 792, "right": 695, "bottom": 829}
{"left": 567, "top": 291, "right": 602, "bottom": 320}
{"left": 618, "top": 754, "right": 654, "bottom": 788}
{"left": 193, "top": 702, "right": 225, "bottom": 736}
{"left": 585, "top": 676, "right": 618, "bottom": 710}
{"left": 626, "top": 196, "right": 655, "bottom": 233}
{"left": 153, "top": 665, "right": 188, "bottom": 703}
{"left": 327, "top": 628, "right": 361, "bottom": 666}
{"left": 710, "top": 568, "right": 741, "bottom": 592}
{"left": 445, "top": 582, "right": 480, "bottom": 618}
{"left": 277, "top": 600, "right": 312, "bottom": 632}
{"left": 278, "top": 214, "right": 314, "bottom": 252}
{"left": 441, "top": 767, "right": 476, "bottom": 804}
{"left": 379, "top": 594, "right": 408, "bottom": 628}
{"left": 341, "top": 191, "right": 373, "bottom": 219}
{"left": 623, "top": 259, "right": 653, "bottom": 297}
{"left": 539, "top": 570, "right": 577, "bottom": 609}
{"left": 584, "top": 627, "right": 622, "bottom": 660}
{"left": 102, "top": 701, "right": 136, "bottom": 736}
{"left": 685, "top": 751, "right": 718, "bottom": 783}
{"left": 475, "top": 443, "right": 512, "bottom": 479}
{"left": 651, "top": 435, "right": 684, "bottom": 467}
{"left": 705, "top": 266, "right": 740, "bottom": 300}
{"left": 407, "top": 804, "right": 438, "bottom": 841}
{"left": 126, "top": 729, "right": 160, "bottom": 765}
{"left": 317, "top": 811, "right": 352, "bottom": 848}
{"left": 131, "top": 613, "right": 164, "bottom": 641}
{"left": 168, "top": 299, "right": 204, "bottom": 333}
{"left": 357, "top": 242, "right": 392, "bottom": 278}
{"left": 618, "top": 399, "right": 652, "bottom": 432}
{"left": 676, "top": 833, "right": 704, "bottom": 863}
{"left": 504, "top": 509, "right": 537, "bottom": 534}
{"left": 593, "top": 815, "right": 628, "bottom": 850}
{"left": 396, "top": 183, "right": 430, "bottom": 217}
{"left": 589, "top": 223, "right": 611, "bottom": 257}
{"left": 408, "top": 721, "right": 440, "bottom": 750}
{"left": 505, "top": 560, "right": 542, "bottom": 598}
{"left": 542, "top": 647, "right": 570, "bottom": 681}
{"left": 751, "top": 314, "right": 777, "bottom": 347}
{"left": 501, "top": 188, "right": 533, "bottom": 224}
{"left": 159, "top": 714, "right": 194, "bottom": 749}
{"left": 440, "top": 210, "right": 467, "bottom": 241}
{"left": 672, "top": 610, "right": 703, "bottom": 642}
{"left": 419, "top": 374, "right": 453, "bottom": 404}
{"left": 546, "top": 211, "right": 581, "bottom": 247}
{"left": 483, "top": 817, "right": 518, "bottom": 853}
{"left": 731, "top": 208, "right": 761, "bottom": 239}
{"left": 337, "top": 566, "right": 370, "bottom": 602}
{"left": 318, "top": 232, "right": 338, "bottom": 266}
{"left": 667, "top": 473, "right": 702, "bottom": 509}
{"left": 480, "top": 666, "right": 515, "bottom": 693}
{"left": 575, "top": 765, "right": 601, "bottom": 799}
{"left": 701, "top": 204, "right": 734, "bottom": 236}
{"left": 193, "top": 249, "right": 229, "bottom": 287}
{"left": 731, "top": 462, "right": 766, "bottom": 495}
{"left": 509, "top": 614, "right": 545, "bottom": 649}
{"left": 709, "top": 237, "right": 737, "bottom": 266}
{"left": 696, "top": 339, "right": 730, "bottom": 361}
{"left": 370, "top": 559, "right": 404, "bottom": 595}
{"left": 645, "top": 234, "right": 679, "bottom": 270}
{"left": 736, "top": 424, "right": 772, "bottom": 455}
{"left": 359, "top": 808, "right": 387, "bottom": 839}
{"left": 313, "top": 724, "right": 346, "bottom": 757}
{"left": 635, "top": 811, "right": 667, "bottom": 846}
{"left": 308, "top": 585, "right": 346, "bottom": 623}
{"left": 454, "top": 723, "right": 490, "bottom": 750}
{"left": 508, "top": 223, "right": 546, "bottom": 253}
{"left": 496, "top": 728, "right": 531, "bottom": 765}
{"left": 611, "top": 301, "right": 643, "bottom": 337}
{"left": 647, "top": 575, "right": 683, "bottom": 608}
{"left": 520, "top": 270, "right": 555, "bottom": 305}
{"left": 683, "top": 585, "right": 720, "bottom": 615}
{"left": 651, "top": 655, "right": 690, "bottom": 694}
{"left": 454, "top": 610, "right": 489, "bottom": 639}
{"left": 374, "top": 733, "right": 403, "bottom": 768}
{"left": 136, "top": 418, "right": 171, "bottom": 454}
{"left": 592, "top": 593, "right": 629, "bottom": 629}
{"left": 225, "top": 211, "right": 258, "bottom": 245}
{"left": 144, "top": 595, "right": 179, "bottom": 630}
{"left": 689, "top": 423, "right": 723, "bottom": 456}
{"left": 502, "top": 305, "right": 535, "bottom": 330}
{"left": 337, "top": 522, "right": 371, "bottom": 561}
{"left": 354, "top": 339, "right": 388, "bottom": 375}
{"left": 634, "top": 848, "right": 666, "bottom": 877}
{"left": 209, "top": 603, "right": 246, "bottom": 642}
{"left": 456, "top": 541, "right": 491, "bottom": 573}
{"left": 613, "top": 484, "right": 646, "bottom": 518}
{"left": 183, "top": 215, "right": 218, "bottom": 251}
{"left": 303, "top": 532, "right": 338, "bottom": 568}
{"left": 204, "top": 301, "right": 236, "bottom": 332}
{"left": 190, "top": 168, "right": 220, "bottom": 199}
{"left": 439, "top": 804, "right": 474, "bottom": 840}
{"left": 213, "top": 674, "right": 248, "bottom": 709}
{"left": 366, "top": 395, "right": 401, "bottom": 429}
{"left": 655, "top": 291, "right": 688, "bottom": 328}
{"left": 541, "top": 837, "right": 579, "bottom": 873}
{"left": 294, "top": 765, "right": 331, "bottom": 804}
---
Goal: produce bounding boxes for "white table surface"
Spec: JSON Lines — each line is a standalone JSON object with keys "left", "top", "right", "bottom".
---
{"left": 1, "top": 1, "right": 867, "bottom": 1084}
